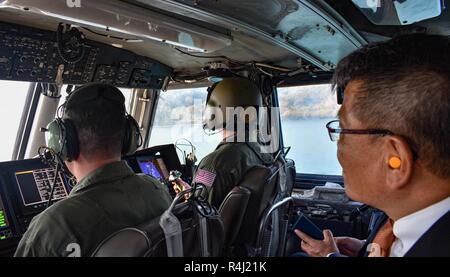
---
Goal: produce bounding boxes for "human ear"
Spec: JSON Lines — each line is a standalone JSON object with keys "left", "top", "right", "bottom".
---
{"left": 383, "top": 136, "right": 414, "bottom": 190}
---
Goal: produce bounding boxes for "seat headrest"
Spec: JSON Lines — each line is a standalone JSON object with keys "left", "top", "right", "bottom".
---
{"left": 92, "top": 228, "right": 151, "bottom": 257}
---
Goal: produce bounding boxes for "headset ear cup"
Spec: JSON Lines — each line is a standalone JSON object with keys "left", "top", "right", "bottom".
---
{"left": 122, "top": 115, "right": 141, "bottom": 156}
{"left": 45, "top": 118, "right": 78, "bottom": 161}
{"left": 63, "top": 119, "right": 79, "bottom": 161}
{"left": 45, "top": 119, "right": 64, "bottom": 156}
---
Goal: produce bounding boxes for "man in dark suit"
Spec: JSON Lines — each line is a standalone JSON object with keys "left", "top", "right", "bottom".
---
{"left": 294, "top": 34, "right": 450, "bottom": 257}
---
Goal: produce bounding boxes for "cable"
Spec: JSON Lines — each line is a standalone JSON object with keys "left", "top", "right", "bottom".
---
{"left": 174, "top": 47, "right": 244, "bottom": 65}
{"left": 174, "top": 144, "right": 187, "bottom": 164}
{"left": 56, "top": 23, "right": 86, "bottom": 64}
{"left": 172, "top": 74, "right": 209, "bottom": 83}
{"left": 254, "top": 62, "right": 293, "bottom": 72}
{"left": 46, "top": 163, "right": 60, "bottom": 209}
{"left": 81, "top": 27, "right": 143, "bottom": 42}
{"left": 175, "top": 138, "right": 197, "bottom": 164}
{"left": 256, "top": 66, "right": 274, "bottom": 77}
{"left": 175, "top": 46, "right": 300, "bottom": 74}
{"left": 39, "top": 146, "right": 77, "bottom": 192}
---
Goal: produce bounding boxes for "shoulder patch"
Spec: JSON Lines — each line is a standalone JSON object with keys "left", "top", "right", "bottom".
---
{"left": 194, "top": 169, "right": 216, "bottom": 187}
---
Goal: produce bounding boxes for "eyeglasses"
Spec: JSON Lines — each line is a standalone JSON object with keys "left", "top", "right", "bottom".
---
{"left": 326, "top": 120, "right": 394, "bottom": 142}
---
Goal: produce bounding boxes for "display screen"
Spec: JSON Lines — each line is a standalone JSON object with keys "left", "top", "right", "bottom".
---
{"left": 0, "top": 197, "right": 8, "bottom": 229}
{"left": 15, "top": 168, "right": 68, "bottom": 207}
{"left": 138, "top": 160, "right": 163, "bottom": 180}
{"left": 137, "top": 157, "right": 169, "bottom": 181}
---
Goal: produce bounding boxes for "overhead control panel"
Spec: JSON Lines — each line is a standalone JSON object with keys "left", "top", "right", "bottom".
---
{"left": 0, "top": 21, "right": 173, "bottom": 89}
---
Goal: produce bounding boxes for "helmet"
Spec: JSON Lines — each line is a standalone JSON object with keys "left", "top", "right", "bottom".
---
{"left": 203, "top": 78, "right": 263, "bottom": 132}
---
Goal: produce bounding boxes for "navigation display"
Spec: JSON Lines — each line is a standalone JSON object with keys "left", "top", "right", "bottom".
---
{"left": 15, "top": 168, "right": 68, "bottom": 207}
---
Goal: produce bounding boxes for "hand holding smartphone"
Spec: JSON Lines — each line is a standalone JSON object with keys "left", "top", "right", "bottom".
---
{"left": 294, "top": 215, "right": 324, "bottom": 240}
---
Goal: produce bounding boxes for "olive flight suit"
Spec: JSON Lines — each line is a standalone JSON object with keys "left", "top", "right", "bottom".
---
{"left": 194, "top": 141, "right": 273, "bottom": 209}
{"left": 15, "top": 161, "right": 172, "bottom": 257}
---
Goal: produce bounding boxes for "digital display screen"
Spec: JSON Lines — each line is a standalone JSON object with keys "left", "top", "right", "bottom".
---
{"left": 137, "top": 157, "right": 169, "bottom": 181}
{"left": 15, "top": 168, "right": 68, "bottom": 207}
{"left": 138, "top": 160, "right": 163, "bottom": 180}
{"left": 0, "top": 197, "right": 8, "bottom": 229}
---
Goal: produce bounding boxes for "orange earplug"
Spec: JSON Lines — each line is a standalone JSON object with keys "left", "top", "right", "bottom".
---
{"left": 389, "top": 157, "right": 402, "bottom": 169}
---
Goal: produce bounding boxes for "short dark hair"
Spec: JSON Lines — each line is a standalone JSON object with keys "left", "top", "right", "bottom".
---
{"left": 332, "top": 33, "right": 450, "bottom": 179}
{"left": 63, "top": 83, "right": 126, "bottom": 160}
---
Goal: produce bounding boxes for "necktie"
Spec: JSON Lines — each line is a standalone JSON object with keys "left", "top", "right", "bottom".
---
{"left": 368, "top": 218, "right": 395, "bottom": 257}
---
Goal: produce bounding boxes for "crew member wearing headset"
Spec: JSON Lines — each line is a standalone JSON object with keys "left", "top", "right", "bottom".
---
{"left": 191, "top": 77, "right": 273, "bottom": 209}
{"left": 15, "top": 83, "right": 172, "bottom": 257}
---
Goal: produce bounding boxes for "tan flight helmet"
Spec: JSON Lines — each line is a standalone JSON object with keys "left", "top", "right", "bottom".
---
{"left": 203, "top": 77, "right": 263, "bottom": 132}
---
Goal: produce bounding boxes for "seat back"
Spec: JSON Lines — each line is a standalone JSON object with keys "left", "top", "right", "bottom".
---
{"left": 218, "top": 186, "right": 251, "bottom": 255}
{"left": 91, "top": 228, "right": 151, "bottom": 257}
{"left": 237, "top": 165, "right": 279, "bottom": 248}
{"left": 92, "top": 185, "right": 224, "bottom": 257}
{"left": 218, "top": 157, "right": 296, "bottom": 257}
{"left": 216, "top": 165, "right": 276, "bottom": 256}
{"left": 268, "top": 158, "right": 295, "bottom": 256}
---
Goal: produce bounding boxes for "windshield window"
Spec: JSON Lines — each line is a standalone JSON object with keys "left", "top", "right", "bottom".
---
{"left": 278, "top": 84, "right": 342, "bottom": 175}
{"left": 149, "top": 87, "right": 222, "bottom": 163}
{"left": 0, "top": 81, "right": 31, "bottom": 161}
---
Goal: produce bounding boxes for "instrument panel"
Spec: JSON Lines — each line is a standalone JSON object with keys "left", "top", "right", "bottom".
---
{"left": 0, "top": 21, "right": 172, "bottom": 88}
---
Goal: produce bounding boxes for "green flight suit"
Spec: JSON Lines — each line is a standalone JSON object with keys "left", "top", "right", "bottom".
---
{"left": 194, "top": 141, "right": 273, "bottom": 209}
{"left": 14, "top": 161, "right": 172, "bottom": 257}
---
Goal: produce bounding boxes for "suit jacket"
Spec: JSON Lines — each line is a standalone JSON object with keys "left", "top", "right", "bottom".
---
{"left": 404, "top": 211, "right": 450, "bottom": 257}
{"left": 358, "top": 211, "right": 450, "bottom": 257}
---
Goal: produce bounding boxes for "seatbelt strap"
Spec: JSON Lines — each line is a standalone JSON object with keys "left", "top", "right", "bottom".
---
{"left": 275, "top": 156, "right": 287, "bottom": 196}
{"left": 199, "top": 216, "right": 210, "bottom": 257}
{"left": 159, "top": 210, "right": 184, "bottom": 257}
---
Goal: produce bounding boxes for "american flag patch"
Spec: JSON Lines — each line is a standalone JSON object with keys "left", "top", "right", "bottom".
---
{"left": 194, "top": 169, "right": 216, "bottom": 187}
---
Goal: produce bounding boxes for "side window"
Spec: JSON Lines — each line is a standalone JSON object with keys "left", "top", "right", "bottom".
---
{"left": 0, "top": 81, "right": 31, "bottom": 161}
{"left": 149, "top": 87, "right": 222, "bottom": 163}
{"left": 278, "top": 84, "right": 342, "bottom": 175}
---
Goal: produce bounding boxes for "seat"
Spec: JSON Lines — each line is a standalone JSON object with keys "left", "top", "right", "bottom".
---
{"left": 92, "top": 186, "right": 224, "bottom": 257}
{"left": 218, "top": 186, "right": 251, "bottom": 255}
{"left": 91, "top": 228, "right": 151, "bottom": 257}
{"left": 219, "top": 157, "right": 296, "bottom": 257}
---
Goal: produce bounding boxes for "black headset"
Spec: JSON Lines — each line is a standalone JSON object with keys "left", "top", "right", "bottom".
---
{"left": 45, "top": 83, "right": 142, "bottom": 161}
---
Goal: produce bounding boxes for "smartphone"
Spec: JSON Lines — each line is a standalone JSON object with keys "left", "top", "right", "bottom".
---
{"left": 294, "top": 215, "right": 324, "bottom": 240}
